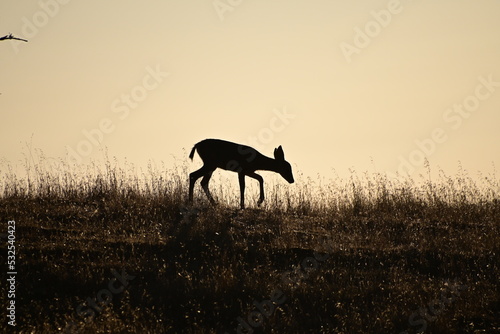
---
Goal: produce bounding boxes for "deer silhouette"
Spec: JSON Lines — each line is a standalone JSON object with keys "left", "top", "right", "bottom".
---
{"left": 188, "top": 139, "right": 294, "bottom": 209}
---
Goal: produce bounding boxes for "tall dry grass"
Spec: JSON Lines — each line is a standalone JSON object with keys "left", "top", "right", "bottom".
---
{"left": 2, "top": 151, "right": 498, "bottom": 218}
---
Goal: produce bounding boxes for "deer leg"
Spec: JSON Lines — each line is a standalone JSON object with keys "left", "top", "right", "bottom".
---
{"left": 247, "top": 172, "right": 264, "bottom": 206}
{"left": 238, "top": 173, "right": 245, "bottom": 209}
{"left": 189, "top": 166, "right": 211, "bottom": 203}
{"left": 200, "top": 170, "right": 216, "bottom": 205}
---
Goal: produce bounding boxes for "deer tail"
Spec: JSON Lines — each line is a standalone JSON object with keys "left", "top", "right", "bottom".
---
{"left": 188, "top": 144, "right": 197, "bottom": 160}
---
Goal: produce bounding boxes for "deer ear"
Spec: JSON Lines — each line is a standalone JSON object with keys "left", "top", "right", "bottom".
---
{"left": 274, "top": 146, "right": 285, "bottom": 160}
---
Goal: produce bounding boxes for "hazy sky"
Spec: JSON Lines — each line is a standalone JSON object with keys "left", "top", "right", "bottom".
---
{"left": 1, "top": 0, "right": 499, "bottom": 182}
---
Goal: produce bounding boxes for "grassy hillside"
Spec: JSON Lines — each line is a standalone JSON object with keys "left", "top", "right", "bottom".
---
{"left": 0, "top": 157, "right": 499, "bottom": 333}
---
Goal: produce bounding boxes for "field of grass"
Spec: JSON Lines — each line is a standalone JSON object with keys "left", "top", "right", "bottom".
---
{"left": 1, "top": 155, "right": 499, "bottom": 333}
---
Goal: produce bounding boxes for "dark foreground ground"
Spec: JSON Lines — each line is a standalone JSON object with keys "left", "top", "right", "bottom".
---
{"left": 0, "top": 170, "right": 499, "bottom": 333}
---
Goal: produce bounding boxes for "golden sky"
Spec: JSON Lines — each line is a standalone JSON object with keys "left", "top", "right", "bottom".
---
{"left": 1, "top": 0, "right": 499, "bottom": 182}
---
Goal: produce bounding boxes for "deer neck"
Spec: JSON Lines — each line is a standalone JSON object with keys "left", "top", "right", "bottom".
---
{"left": 256, "top": 154, "right": 280, "bottom": 172}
